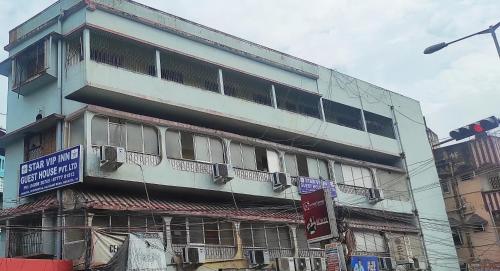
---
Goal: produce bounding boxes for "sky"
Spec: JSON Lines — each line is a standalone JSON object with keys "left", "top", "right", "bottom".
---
{"left": 0, "top": 0, "right": 499, "bottom": 138}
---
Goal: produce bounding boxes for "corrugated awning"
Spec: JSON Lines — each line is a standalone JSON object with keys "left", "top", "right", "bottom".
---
{"left": 0, "top": 113, "right": 64, "bottom": 148}
{"left": 483, "top": 191, "right": 500, "bottom": 212}
{"left": 72, "top": 190, "right": 303, "bottom": 223}
{"left": 0, "top": 194, "right": 57, "bottom": 218}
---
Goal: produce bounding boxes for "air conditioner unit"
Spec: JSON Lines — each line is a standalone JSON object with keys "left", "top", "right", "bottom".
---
{"left": 182, "top": 247, "right": 206, "bottom": 264}
{"left": 213, "top": 163, "right": 234, "bottom": 184}
{"left": 100, "top": 146, "right": 126, "bottom": 170}
{"left": 248, "top": 249, "right": 270, "bottom": 266}
{"left": 378, "top": 257, "right": 394, "bottom": 270}
{"left": 272, "top": 172, "right": 292, "bottom": 191}
{"left": 294, "top": 258, "right": 312, "bottom": 271}
{"left": 368, "top": 188, "right": 384, "bottom": 202}
{"left": 276, "top": 257, "right": 296, "bottom": 271}
{"left": 310, "top": 257, "right": 327, "bottom": 271}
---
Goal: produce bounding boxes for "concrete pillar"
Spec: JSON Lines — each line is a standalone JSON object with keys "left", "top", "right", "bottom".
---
{"left": 155, "top": 50, "right": 161, "bottom": 78}
{"left": 271, "top": 84, "right": 278, "bottom": 109}
{"left": 223, "top": 138, "right": 231, "bottom": 164}
{"left": 319, "top": 97, "right": 326, "bottom": 121}
{"left": 83, "top": 29, "right": 90, "bottom": 62}
{"left": 233, "top": 221, "right": 243, "bottom": 259}
{"left": 4, "top": 219, "right": 10, "bottom": 257}
{"left": 162, "top": 216, "right": 173, "bottom": 252}
{"left": 218, "top": 69, "right": 225, "bottom": 95}
{"left": 42, "top": 212, "right": 56, "bottom": 256}
{"left": 289, "top": 225, "right": 299, "bottom": 257}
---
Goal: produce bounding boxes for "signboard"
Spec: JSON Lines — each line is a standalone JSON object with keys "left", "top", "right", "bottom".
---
{"left": 325, "top": 243, "right": 341, "bottom": 271}
{"left": 301, "top": 189, "right": 338, "bottom": 243}
{"left": 19, "top": 145, "right": 83, "bottom": 197}
{"left": 351, "top": 255, "right": 379, "bottom": 271}
{"left": 299, "top": 177, "right": 337, "bottom": 198}
{"left": 390, "top": 235, "right": 412, "bottom": 264}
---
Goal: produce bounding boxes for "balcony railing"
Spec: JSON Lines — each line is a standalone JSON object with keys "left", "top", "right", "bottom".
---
{"left": 91, "top": 147, "right": 161, "bottom": 166}
{"left": 337, "top": 183, "right": 370, "bottom": 197}
{"left": 9, "top": 230, "right": 43, "bottom": 257}
{"left": 297, "top": 248, "right": 325, "bottom": 258}
{"left": 234, "top": 168, "right": 273, "bottom": 183}
{"left": 168, "top": 158, "right": 214, "bottom": 175}
{"left": 172, "top": 244, "right": 237, "bottom": 260}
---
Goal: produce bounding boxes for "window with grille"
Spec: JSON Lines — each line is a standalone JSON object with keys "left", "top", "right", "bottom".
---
{"left": 160, "top": 51, "right": 220, "bottom": 92}
{"left": 241, "top": 222, "right": 292, "bottom": 249}
{"left": 323, "top": 99, "right": 364, "bottom": 131}
{"left": 13, "top": 39, "right": 48, "bottom": 88}
{"left": 364, "top": 111, "right": 395, "bottom": 139}
{"left": 166, "top": 130, "right": 224, "bottom": 163}
{"left": 223, "top": 70, "right": 272, "bottom": 106}
{"left": 24, "top": 127, "right": 56, "bottom": 161}
{"left": 170, "top": 217, "right": 234, "bottom": 246}
{"left": 275, "top": 85, "right": 321, "bottom": 118}
{"left": 90, "top": 30, "right": 156, "bottom": 76}
{"left": 91, "top": 116, "right": 159, "bottom": 155}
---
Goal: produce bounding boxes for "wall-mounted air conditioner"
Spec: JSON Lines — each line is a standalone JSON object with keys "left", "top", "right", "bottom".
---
{"left": 310, "top": 257, "right": 326, "bottom": 271}
{"left": 100, "top": 145, "right": 126, "bottom": 170}
{"left": 213, "top": 163, "right": 234, "bottom": 184}
{"left": 182, "top": 247, "right": 206, "bottom": 264}
{"left": 248, "top": 249, "right": 270, "bottom": 266}
{"left": 294, "top": 258, "right": 312, "bottom": 271}
{"left": 368, "top": 188, "right": 384, "bottom": 202}
{"left": 272, "top": 172, "right": 292, "bottom": 191}
{"left": 276, "top": 257, "right": 296, "bottom": 271}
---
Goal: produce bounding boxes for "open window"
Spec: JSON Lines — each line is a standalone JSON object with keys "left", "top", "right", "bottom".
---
{"left": 323, "top": 99, "right": 363, "bottom": 131}
{"left": 166, "top": 130, "right": 224, "bottom": 163}
{"left": 230, "top": 142, "right": 281, "bottom": 172}
{"left": 364, "top": 111, "right": 395, "bottom": 138}
{"left": 284, "top": 153, "right": 328, "bottom": 179}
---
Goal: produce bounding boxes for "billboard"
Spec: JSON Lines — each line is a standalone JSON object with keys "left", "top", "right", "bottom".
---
{"left": 19, "top": 145, "right": 83, "bottom": 197}
{"left": 299, "top": 177, "right": 337, "bottom": 198}
{"left": 351, "top": 255, "right": 379, "bottom": 271}
{"left": 301, "top": 189, "right": 338, "bottom": 243}
{"left": 325, "top": 243, "right": 341, "bottom": 271}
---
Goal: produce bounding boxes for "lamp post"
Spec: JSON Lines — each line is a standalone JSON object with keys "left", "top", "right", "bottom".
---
{"left": 424, "top": 21, "right": 500, "bottom": 59}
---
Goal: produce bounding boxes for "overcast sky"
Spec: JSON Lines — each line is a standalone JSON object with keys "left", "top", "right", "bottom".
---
{"left": 0, "top": 0, "right": 499, "bottom": 138}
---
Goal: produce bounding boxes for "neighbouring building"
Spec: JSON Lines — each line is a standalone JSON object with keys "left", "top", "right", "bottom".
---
{"left": 434, "top": 134, "right": 500, "bottom": 270}
{"left": 0, "top": 0, "right": 458, "bottom": 270}
{"left": 0, "top": 128, "right": 4, "bottom": 207}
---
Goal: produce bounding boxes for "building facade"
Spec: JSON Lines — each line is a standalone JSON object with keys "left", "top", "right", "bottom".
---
{"left": 0, "top": 0, "right": 458, "bottom": 270}
{"left": 434, "top": 135, "right": 500, "bottom": 270}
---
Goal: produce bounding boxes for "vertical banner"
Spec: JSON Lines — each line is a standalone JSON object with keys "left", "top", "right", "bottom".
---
{"left": 301, "top": 189, "right": 338, "bottom": 243}
{"left": 351, "top": 255, "right": 379, "bottom": 271}
{"left": 325, "top": 243, "right": 341, "bottom": 271}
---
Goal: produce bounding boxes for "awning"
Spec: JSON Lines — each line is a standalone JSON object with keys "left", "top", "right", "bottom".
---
{"left": 71, "top": 189, "right": 303, "bottom": 223}
{"left": 0, "top": 194, "right": 57, "bottom": 218}
{"left": 345, "top": 217, "right": 419, "bottom": 233}
{"left": 465, "top": 214, "right": 488, "bottom": 226}
{"left": 0, "top": 113, "right": 64, "bottom": 148}
{"left": 482, "top": 191, "right": 500, "bottom": 212}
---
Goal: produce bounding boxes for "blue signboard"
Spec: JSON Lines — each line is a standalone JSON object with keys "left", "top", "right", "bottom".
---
{"left": 19, "top": 145, "right": 83, "bottom": 197}
{"left": 298, "top": 177, "right": 337, "bottom": 198}
{"left": 351, "top": 255, "right": 379, "bottom": 271}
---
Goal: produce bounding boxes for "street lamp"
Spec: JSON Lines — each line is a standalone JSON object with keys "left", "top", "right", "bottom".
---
{"left": 424, "top": 21, "right": 500, "bottom": 59}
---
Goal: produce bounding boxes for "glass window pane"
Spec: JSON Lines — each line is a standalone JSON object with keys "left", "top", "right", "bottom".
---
{"left": 365, "top": 233, "right": 377, "bottom": 252}
{"left": 194, "top": 135, "right": 210, "bottom": 162}
{"left": 285, "top": 154, "right": 299, "bottom": 176}
{"left": 166, "top": 130, "right": 181, "bottom": 158}
{"left": 91, "top": 116, "right": 108, "bottom": 145}
{"left": 318, "top": 160, "right": 329, "bottom": 179}
{"left": 171, "top": 217, "right": 187, "bottom": 244}
{"left": 278, "top": 226, "right": 292, "bottom": 248}
{"left": 265, "top": 226, "right": 280, "bottom": 248}
{"left": 267, "top": 150, "right": 281, "bottom": 173}
{"left": 69, "top": 116, "right": 84, "bottom": 147}
{"left": 306, "top": 157, "right": 319, "bottom": 178}
{"left": 342, "top": 165, "right": 354, "bottom": 185}
{"left": 354, "top": 231, "right": 366, "bottom": 251}
{"left": 180, "top": 132, "right": 195, "bottom": 160}
{"left": 361, "top": 168, "right": 373, "bottom": 188}
{"left": 203, "top": 218, "right": 219, "bottom": 245}
{"left": 143, "top": 126, "right": 159, "bottom": 155}
{"left": 230, "top": 142, "right": 243, "bottom": 168}
{"left": 241, "top": 144, "right": 256, "bottom": 170}
{"left": 126, "top": 122, "right": 143, "bottom": 152}
{"left": 334, "top": 163, "right": 344, "bottom": 183}
{"left": 188, "top": 217, "right": 203, "bottom": 244}
{"left": 209, "top": 138, "right": 224, "bottom": 163}
{"left": 352, "top": 166, "right": 363, "bottom": 187}
{"left": 109, "top": 122, "right": 125, "bottom": 147}
{"left": 255, "top": 147, "right": 269, "bottom": 171}
{"left": 219, "top": 222, "right": 234, "bottom": 246}
{"left": 252, "top": 224, "right": 266, "bottom": 248}
{"left": 297, "top": 155, "right": 309, "bottom": 177}
{"left": 240, "top": 222, "right": 253, "bottom": 247}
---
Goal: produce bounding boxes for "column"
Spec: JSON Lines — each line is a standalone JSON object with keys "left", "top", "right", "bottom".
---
{"left": 218, "top": 68, "right": 225, "bottom": 95}
{"left": 289, "top": 225, "right": 299, "bottom": 257}
{"left": 42, "top": 212, "right": 56, "bottom": 256}
{"left": 155, "top": 50, "right": 161, "bottom": 79}
{"left": 271, "top": 84, "right": 278, "bottom": 109}
{"left": 233, "top": 221, "right": 243, "bottom": 259}
{"left": 83, "top": 29, "right": 90, "bottom": 62}
{"left": 319, "top": 97, "right": 326, "bottom": 121}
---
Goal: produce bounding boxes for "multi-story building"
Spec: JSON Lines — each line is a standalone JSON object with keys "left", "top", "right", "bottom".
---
{"left": 434, "top": 134, "right": 500, "bottom": 270}
{"left": 0, "top": 0, "right": 458, "bottom": 270}
{"left": 0, "top": 128, "right": 4, "bottom": 207}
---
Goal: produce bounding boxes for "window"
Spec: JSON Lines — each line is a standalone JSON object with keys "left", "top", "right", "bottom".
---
{"left": 354, "top": 231, "right": 386, "bottom": 253}
{"left": 231, "top": 143, "right": 281, "bottom": 172}
{"left": 338, "top": 163, "right": 373, "bottom": 188}
{"left": 364, "top": 111, "right": 395, "bottom": 138}
{"left": 440, "top": 181, "right": 450, "bottom": 194}
{"left": 306, "top": 157, "right": 330, "bottom": 179}
{"left": 69, "top": 116, "right": 84, "bottom": 147}
{"left": 323, "top": 100, "right": 364, "bottom": 131}
{"left": 13, "top": 39, "right": 48, "bottom": 88}
{"left": 452, "top": 230, "right": 463, "bottom": 246}
{"left": 223, "top": 70, "right": 272, "bottom": 106}
{"left": 241, "top": 222, "right": 291, "bottom": 249}
{"left": 91, "top": 116, "right": 159, "bottom": 155}
{"left": 166, "top": 130, "right": 224, "bottom": 163}
{"left": 275, "top": 85, "right": 321, "bottom": 118}
{"left": 285, "top": 153, "right": 328, "bottom": 179}
{"left": 24, "top": 127, "right": 56, "bottom": 161}
{"left": 171, "top": 217, "right": 234, "bottom": 246}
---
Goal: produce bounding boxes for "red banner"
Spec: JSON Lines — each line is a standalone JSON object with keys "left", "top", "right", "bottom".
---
{"left": 301, "top": 189, "right": 335, "bottom": 243}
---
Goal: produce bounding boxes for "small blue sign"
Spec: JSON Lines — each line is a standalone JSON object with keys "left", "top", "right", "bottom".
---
{"left": 19, "top": 145, "right": 83, "bottom": 197}
{"left": 351, "top": 255, "right": 379, "bottom": 271}
{"left": 298, "top": 177, "right": 337, "bottom": 198}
